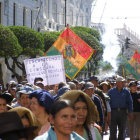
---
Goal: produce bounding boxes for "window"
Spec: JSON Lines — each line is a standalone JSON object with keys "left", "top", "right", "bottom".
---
{"left": 49, "top": 22, "right": 51, "bottom": 28}
{"left": 56, "top": 25, "right": 59, "bottom": 31}
{"left": 23, "top": 7, "right": 26, "bottom": 26}
{"left": 0, "top": 2, "right": 1, "bottom": 24}
{"left": 31, "top": 10, "right": 33, "bottom": 28}
{"left": 86, "top": 8, "right": 88, "bottom": 13}
{"left": 48, "top": 0, "right": 50, "bottom": 18}
{"left": 69, "top": 11, "right": 73, "bottom": 25}
{"left": 81, "top": 15, "right": 83, "bottom": 26}
{"left": 62, "top": 8, "right": 65, "bottom": 25}
{"left": 53, "top": 3, "right": 57, "bottom": 22}
{"left": 13, "top": 3, "right": 16, "bottom": 25}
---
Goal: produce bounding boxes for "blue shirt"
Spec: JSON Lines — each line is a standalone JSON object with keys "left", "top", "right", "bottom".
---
{"left": 34, "top": 127, "right": 85, "bottom": 140}
{"left": 108, "top": 87, "right": 133, "bottom": 113}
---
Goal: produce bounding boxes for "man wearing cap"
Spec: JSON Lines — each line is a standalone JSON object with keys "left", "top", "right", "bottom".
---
{"left": 35, "top": 81, "right": 44, "bottom": 89}
{"left": 83, "top": 82, "right": 104, "bottom": 130}
{"left": 89, "top": 76, "right": 108, "bottom": 129}
{"left": 13, "top": 86, "right": 34, "bottom": 109}
{"left": 108, "top": 76, "right": 133, "bottom": 140}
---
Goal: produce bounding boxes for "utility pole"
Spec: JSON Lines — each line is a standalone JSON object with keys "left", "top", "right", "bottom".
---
{"left": 65, "top": 0, "right": 67, "bottom": 27}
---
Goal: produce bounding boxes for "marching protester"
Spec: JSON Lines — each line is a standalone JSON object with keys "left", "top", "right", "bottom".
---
{"left": 0, "top": 112, "right": 37, "bottom": 140}
{"left": 89, "top": 76, "right": 108, "bottom": 129}
{"left": 29, "top": 89, "right": 54, "bottom": 135}
{"left": 35, "top": 99, "right": 84, "bottom": 140}
{"left": 60, "top": 90, "right": 102, "bottom": 140}
{"left": 128, "top": 81, "right": 140, "bottom": 140}
{"left": 0, "top": 92, "right": 13, "bottom": 113}
{"left": 83, "top": 82, "right": 104, "bottom": 130}
{"left": 108, "top": 76, "right": 133, "bottom": 140}
{"left": 99, "top": 81, "right": 111, "bottom": 135}
{"left": 12, "top": 86, "right": 34, "bottom": 109}
{"left": 9, "top": 107, "right": 40, "bottom": 140}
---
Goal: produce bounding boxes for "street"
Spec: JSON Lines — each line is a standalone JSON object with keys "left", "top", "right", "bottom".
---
{"left": 103, "top": 130, "right": 130, "bottom": 140}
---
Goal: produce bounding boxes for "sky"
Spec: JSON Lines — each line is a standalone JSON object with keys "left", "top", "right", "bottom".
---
{"left": 91, "top": 0, "right": 140, "bottom": 71}
{"left": 91, "top": 0, "right": 140, "bottom": 36}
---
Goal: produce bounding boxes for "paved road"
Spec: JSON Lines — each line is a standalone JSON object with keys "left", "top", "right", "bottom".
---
{"left": 103, "top": 130, "right": 130, "bottom": 140}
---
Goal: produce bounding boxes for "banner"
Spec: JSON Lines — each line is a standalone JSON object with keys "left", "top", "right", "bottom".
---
{"left": 24, "top": 55, "right": 66, "bottom": 85}
{"left": 125, "top": 50, "right": 140, "bottom": 80}
{"left": 45, "top": 27, "right": 94, "bottom": 80}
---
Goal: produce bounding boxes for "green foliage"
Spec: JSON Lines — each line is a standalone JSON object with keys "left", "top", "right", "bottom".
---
{"left": 0, "top": 24, "right": 22, "bottom": 57}
{"left": 99, "top": 61, "right": 113, "bottom": 72}
{"left": 42, "top": 31, "right": 60, "bottom": 52}
{"left": 71, "top": 26, "right": 101, "bottom": 41}
{"left": 9, "top": 26, "right": 44, "bottom": 57}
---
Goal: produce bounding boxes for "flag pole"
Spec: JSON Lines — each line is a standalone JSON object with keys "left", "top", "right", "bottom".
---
{"left": 66, "top": 24, "right": 69, "bottom": 45}
{"left": 65, "top": 0, "right": 67, "bottom": 27}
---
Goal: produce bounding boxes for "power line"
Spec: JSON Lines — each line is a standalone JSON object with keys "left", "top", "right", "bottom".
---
{"left": 91, "top": 16, "right": 140, "bottom": 19}
{"left": 99, "top": 0, "right": 108, "bottom": 23}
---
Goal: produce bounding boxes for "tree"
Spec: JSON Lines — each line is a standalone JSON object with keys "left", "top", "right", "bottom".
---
{"left": 71, "top": 26, "right": 101, "bottom": 41}
{"left": 0, "top": 24, "right": 22, "bottom": 83}
{"left": 0, "top": 25, "right": 22, "bottom": 58}
{"left": 9, "top": 26, "right": 44, "bottom": 57}
{"left": 5, "top": 26, "right": 45, "bottom": 81}
{"left": 42, "top": 31, "right": 60, "bottom": 52}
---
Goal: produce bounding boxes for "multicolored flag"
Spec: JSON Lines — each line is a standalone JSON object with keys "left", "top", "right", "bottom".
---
{"left": 125, "top": 50, "right": 140, "bottom": 80}
{"left": 44, "top": 27, "right": 94, "bottom": 80}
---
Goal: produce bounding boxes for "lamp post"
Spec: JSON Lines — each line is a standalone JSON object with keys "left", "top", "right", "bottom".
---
{"left": 65, "top": 0, "right": 67, "bottom": 27}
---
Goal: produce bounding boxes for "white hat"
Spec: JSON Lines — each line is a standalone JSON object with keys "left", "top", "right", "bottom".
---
{"left": 116, "top": 76, "right": 125, "bottom": 82}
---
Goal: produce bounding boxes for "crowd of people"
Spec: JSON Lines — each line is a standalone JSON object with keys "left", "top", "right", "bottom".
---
{"left": 0, "top": 74, "right": 140, "bottom": 140}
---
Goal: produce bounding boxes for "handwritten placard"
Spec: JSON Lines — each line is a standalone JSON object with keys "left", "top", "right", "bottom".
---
{"left": 24, "top": 55, "right": 66, "bottom": 85}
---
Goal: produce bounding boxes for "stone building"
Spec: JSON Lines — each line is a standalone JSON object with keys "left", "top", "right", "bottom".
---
{"left": 115, "top": 24, "right": 140, "bottom": 60}
{"left": 0, "top": 0, "right": 93, "bottom": 31}
{"left": 0, "top": 0, "right": 94, "bottom": 86}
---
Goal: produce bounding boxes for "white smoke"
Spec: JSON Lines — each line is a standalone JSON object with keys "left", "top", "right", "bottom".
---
{"left": 101, "top": 24, "right": 121, "bottom": 71}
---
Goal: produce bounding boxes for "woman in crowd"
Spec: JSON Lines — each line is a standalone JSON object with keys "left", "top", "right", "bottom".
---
{"left": 9, "top": 106, "right": 40, "bottom": 140}
{"left": 128, "top": 81, "right": 140, "bottom": 140}
{"left": 0, "top": 112, "right": 37, "bottom": 140}
{"left": 29, "top": 89, "right": 54, "bottom": 135}
{"left": 99, "top": 81, "right": 111, "bottom": 134}
{"left": 35, "top": 99, "right": 84, "bottom": 140}
{"left": 60, "top": 90, "right": 102, "bottom": 140}
{"left": 0, "top": 92, "right": 13, "bottom": 113}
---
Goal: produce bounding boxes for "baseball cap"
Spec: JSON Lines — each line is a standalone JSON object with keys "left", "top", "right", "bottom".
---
{"left": 84, "top": 82, "right": 94, "bottom": 89}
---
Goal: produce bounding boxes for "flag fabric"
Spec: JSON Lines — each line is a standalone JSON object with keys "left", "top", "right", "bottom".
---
{"left": 45, "top": 27, "right": 94, "bottom": 80}
{"left": 125, "top": 50, "right": 140, "bottom": 80}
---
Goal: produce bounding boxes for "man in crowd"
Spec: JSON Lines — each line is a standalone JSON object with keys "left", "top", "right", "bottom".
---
{"left": 13, "top": 86, "right": 34, "bottom": 109}
{"left": 108, "top": 76, "right": 133, "bottom": 140}
{"left": 83, "top": 82, "right": 104, "bottom": 129}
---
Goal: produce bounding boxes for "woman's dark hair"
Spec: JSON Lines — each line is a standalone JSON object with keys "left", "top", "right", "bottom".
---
{"left": 74, "top": 94, "right": 88, "bottom": 105}
{"left": 0, "top": 131, "right": 27, "bottom": 140}
{"left": 50, "top": 99, "right": 74, "bottom": 118}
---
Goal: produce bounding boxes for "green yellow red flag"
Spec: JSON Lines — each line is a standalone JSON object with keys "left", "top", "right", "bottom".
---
{"left": 44, "top": 27, "right": 94, "bottom": 80}
{"left": 125, "top": 50, "right": 140, "bottom": 80}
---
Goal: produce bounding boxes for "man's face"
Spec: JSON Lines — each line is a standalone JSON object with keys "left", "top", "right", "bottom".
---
{"left": 84, "top": 88, "right": 94, "bottom": 97}
{"left": 116, "top": 81, "right": 124, "bottom": 89}
{"left": 19, "top": 94, "right": 31, "bottom": 109}
{"left": 91, "top": 80, "right": 98, "bottom": 88}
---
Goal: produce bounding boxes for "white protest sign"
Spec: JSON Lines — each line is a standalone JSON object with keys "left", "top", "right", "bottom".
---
{"left": 24, "top": 55, "right": 66, "bottom": 85}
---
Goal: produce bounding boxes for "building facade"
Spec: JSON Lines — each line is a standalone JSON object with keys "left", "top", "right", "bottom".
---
{"left": 0, "top": 0, "right": 94, "bottom": 86}
{"left": 0, "top": 0, "right": 93, "bottom": 32}
{"left": 115, "top": 24, "right": 140, "bottom": 60}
